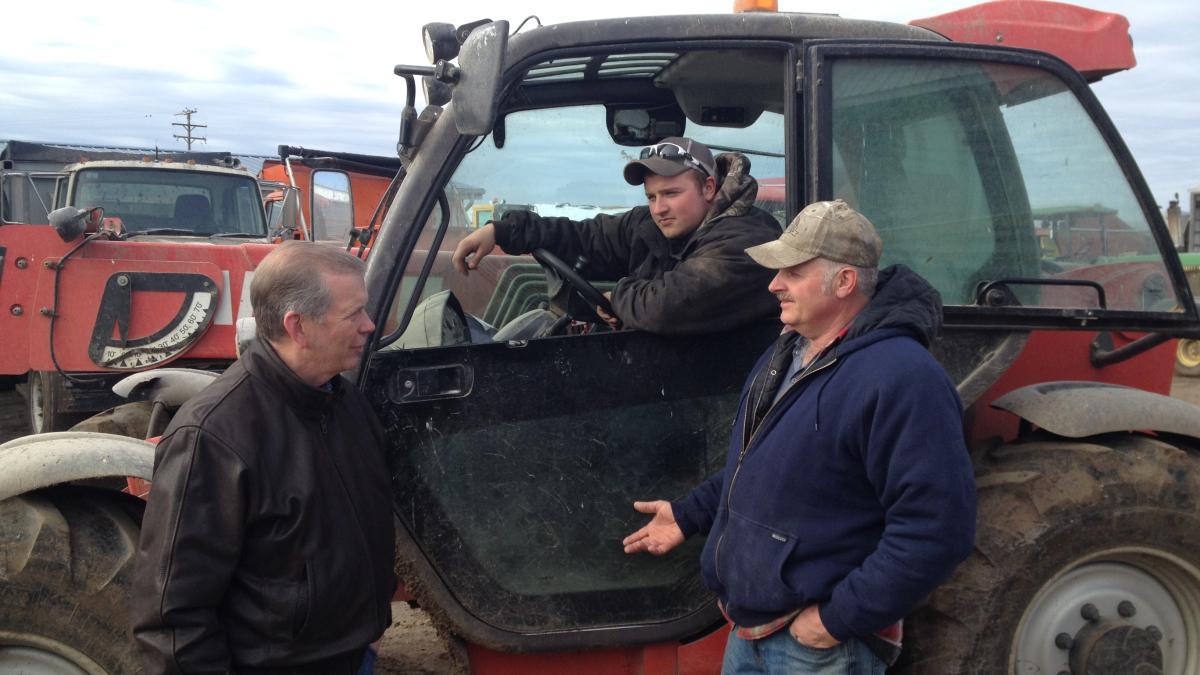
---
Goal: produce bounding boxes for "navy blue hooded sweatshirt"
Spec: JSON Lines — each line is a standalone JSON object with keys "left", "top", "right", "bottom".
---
{"left": 671, "top": 265, "right": 976, "bottom": 644}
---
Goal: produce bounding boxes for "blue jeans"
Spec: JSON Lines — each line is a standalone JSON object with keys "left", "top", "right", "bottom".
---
{"left": 721, "top": 629, "right": 887, "bottom": 675}
{"left": 355, "top": 646, "right": 377, "bottom": 675}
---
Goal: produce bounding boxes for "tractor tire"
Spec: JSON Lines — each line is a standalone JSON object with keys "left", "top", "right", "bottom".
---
{"left": 0, "top": 488, "right": 143, "bottom": 674}
{"left": 27, "top": 371, "right": 89, "bottom": 435}
{"left": 69, "top": 401, "right": 155, "bottom": 441}
{"left": 1176, "top": 338, "right": 1200, "bottom": 377}
{"left": 898, "top": 434, "right": 1200, "bottom": 675}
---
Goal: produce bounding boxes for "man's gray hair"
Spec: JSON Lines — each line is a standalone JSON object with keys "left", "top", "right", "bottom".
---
{"left": 251, "top": 241, "right": 366, "bottom": 342}
{"left": 819, "top": 258, "right": 878, "bottom": 298}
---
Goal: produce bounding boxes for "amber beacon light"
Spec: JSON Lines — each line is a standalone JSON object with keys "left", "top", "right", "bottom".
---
{"left": 734, "top": 0, "right": 778, "bottom": 12}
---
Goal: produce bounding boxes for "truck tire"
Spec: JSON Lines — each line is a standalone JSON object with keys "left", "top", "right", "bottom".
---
{"left": 899, "top": 435, "right": 1200, "bottom": 675}
{"left": 27, "top": 371, "right": 88, "bottom": 435}
{"left": 1176, "top": 338, "right": 1200, "bottom": 377}
{"left": 0, "top": 488, "right": 143, "bottom": 674}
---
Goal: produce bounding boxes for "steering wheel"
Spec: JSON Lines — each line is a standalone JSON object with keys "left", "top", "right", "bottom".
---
{"left": 531, "top": 248, "right": 615, "bottom": 324}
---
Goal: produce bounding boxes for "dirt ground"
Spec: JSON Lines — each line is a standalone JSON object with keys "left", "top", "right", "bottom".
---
{"left": 4, "top": 375, "right": 1200, "bottom": 672}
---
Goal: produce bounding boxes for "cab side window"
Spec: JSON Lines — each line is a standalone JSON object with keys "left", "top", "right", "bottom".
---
{"left": 831, "top": 58, "right": 1176, "bottom": 312}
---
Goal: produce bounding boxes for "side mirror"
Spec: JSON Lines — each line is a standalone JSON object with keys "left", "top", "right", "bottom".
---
{"left": 453, "top": 20, "right": 509, "bottom": 136}
{"left": 47, "top": 206, "right": 102, "bottom": 242}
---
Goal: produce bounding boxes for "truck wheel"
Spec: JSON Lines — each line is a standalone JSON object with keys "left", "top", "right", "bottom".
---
{"left": 0, "top": 488, "right": 142, "bottom": 673}
{"left": 899, "top": 435, "right": 1200, "bottom": 675}
{"left": 27, "top": 371, "right": 88, "bottom": 434}
{"left": 1176, "top": 339, "right": 1200, "bottom": 377}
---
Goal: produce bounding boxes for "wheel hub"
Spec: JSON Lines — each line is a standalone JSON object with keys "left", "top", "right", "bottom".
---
{"left": 1062, "top": 612, "right": 1164, "bottom": 675}
{"left": 1179, "top": 339, "right": 1200, "bottom": 368}
{"left": 1016, "top": 559, "right": 1199, "bottom": 675}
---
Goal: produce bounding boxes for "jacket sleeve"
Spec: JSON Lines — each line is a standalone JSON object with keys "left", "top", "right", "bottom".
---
{"left": 670, "top": 468, "right": 726, "bottom": 537}
{"left": 609, "top": 217, "right": 778, "bottom": 335}
{"left": 492, "top": 209, "right": 639, "bottom": 281}
{"left": 131, "top": 425, "right": 249, "bottom": 675}
{"left": 818, "top": 354, "right": 977, "bottom": 642}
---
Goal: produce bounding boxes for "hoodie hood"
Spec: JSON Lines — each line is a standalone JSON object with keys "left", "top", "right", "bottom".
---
{"left": 844, "top": 264, "right": 942, "bottom": 347}
{"left": 703, "top": 152, "right": 758, "bottom": 226}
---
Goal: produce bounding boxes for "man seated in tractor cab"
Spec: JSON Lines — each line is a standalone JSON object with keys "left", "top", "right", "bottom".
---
{"left": 451, "top": 137, "right": 781, "bottom": 335}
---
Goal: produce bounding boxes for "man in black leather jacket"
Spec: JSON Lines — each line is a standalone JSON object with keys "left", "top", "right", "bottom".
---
{"left": 451, "top": 137, "right": 781, "bottom": 334}
{"left": 131, "top": 241, "right": 396, "bottom": 675}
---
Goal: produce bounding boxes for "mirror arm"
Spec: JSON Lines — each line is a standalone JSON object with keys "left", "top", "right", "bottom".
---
{"left": 394, "top": 65, "right": 435, "bottom": 154}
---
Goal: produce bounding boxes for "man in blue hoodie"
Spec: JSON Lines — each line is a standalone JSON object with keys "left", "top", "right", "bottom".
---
{"left": 623, "top": 200, "right": 976, "bottom": 674}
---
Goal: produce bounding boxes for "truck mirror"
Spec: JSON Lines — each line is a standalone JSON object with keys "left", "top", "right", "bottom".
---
{"left": 47, "top": 206, "right": 98, "bottom": 242}
{"left": 453, "top": 20, "right": 509, "bottom": 136}
{"left": 235, "top": 317, "right": 257, "bottom": 357}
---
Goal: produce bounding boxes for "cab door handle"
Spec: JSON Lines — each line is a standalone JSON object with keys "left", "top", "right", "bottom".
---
{"left": 387, "top": 364, "right": 474, "bottom": 403}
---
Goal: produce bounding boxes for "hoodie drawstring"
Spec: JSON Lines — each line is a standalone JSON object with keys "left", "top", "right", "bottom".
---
{"left": 812, "top": 358, "right": 847, "bottom": 432}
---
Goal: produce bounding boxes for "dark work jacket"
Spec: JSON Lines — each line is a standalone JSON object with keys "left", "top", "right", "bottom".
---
{"left": 493, "top": 153, "right": 781, "bottom": 334}
{"left": 131, "top": 339, "right": 396, "bottom": 675}
{"left": 671, "top": 266, "right": 976, "bottom": 643}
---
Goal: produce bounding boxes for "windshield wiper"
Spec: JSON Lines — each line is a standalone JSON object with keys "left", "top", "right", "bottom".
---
{"left": 209, "top": 232, "right": 268, "bottom": 239}
{"left": 705, "top": 143, "right": 784, "bottom": 158}
{"left": 126, "top": 228, "right": 201, "bottom": 237}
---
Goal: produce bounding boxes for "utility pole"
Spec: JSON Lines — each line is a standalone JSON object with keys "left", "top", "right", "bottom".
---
{"left": 172, "top": 108, "right": 207, "bottom": 149}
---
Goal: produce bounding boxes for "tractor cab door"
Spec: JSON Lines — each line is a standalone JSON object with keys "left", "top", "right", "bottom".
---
{"left": 362, "top": 43, "right": 796, "bottom": 653}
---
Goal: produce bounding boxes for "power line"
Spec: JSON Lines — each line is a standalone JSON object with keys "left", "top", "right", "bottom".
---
{"left": 172, "top": 108, "right": 207, "bottom": 149}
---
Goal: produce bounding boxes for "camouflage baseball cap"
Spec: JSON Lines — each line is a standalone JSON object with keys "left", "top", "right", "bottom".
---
{"left": 623, "top": 137, "right": 717, "bottom": 185}
{"left": 745, "top": 199, "right": 882, "bottom": 269}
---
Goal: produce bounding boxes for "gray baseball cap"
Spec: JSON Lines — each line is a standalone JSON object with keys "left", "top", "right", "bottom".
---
{"left": 623, "top": 137, "right": 717, "bottom": 186}
{"left": 746, "top": 199, "right": 882, "bottom": 269}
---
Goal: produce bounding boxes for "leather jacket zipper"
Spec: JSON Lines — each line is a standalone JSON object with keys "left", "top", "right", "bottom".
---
{"left": 714, "top": 355, "right": 837, "bottom": 588}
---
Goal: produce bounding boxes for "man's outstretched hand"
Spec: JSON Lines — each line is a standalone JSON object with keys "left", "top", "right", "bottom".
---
{"left": 452, "top": 223, "right": 498, "bottom": 275}
{"left": 622, "top": 500, "right": 685, "bottom": 555}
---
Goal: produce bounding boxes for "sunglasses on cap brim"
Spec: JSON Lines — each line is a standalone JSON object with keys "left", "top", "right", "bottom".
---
{"left": 639, "top": 142, "right": 710, "bottom": 178}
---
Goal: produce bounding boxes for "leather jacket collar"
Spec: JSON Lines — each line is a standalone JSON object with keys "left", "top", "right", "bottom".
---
{"left": 242, "top": 338, "right": 344, "bottom": 414}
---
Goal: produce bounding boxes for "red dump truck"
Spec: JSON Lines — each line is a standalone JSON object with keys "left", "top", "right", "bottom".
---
{"left": 0, "top": 141, "right": 274, "bottom": 432}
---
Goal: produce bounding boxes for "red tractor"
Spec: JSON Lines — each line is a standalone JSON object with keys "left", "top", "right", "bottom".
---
{"left": 2, "top": 3, "right": 1199, "bottom": 674}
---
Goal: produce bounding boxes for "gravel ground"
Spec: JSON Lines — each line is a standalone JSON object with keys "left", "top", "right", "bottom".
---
{"left": 4, "top": 375, "right": 1200, "bottom": 672}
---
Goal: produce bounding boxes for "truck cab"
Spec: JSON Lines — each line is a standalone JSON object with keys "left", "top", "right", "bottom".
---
{"left": 0, "top": 146, "right": 272, "bottom": 432}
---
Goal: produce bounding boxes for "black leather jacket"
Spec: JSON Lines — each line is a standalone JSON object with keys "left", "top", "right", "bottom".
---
{"left": 131, "top": 339, "right": 396, "bottom": 674}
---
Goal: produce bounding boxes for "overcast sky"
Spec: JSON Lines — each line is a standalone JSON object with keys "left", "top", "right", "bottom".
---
{"left": 2, "top": 0, "right": 1195, "bottom": 208}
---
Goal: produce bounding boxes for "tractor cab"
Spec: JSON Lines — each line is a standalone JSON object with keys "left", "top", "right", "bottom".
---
{"left": 358, "top": 8, "right": 1199, "bottom": 670}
